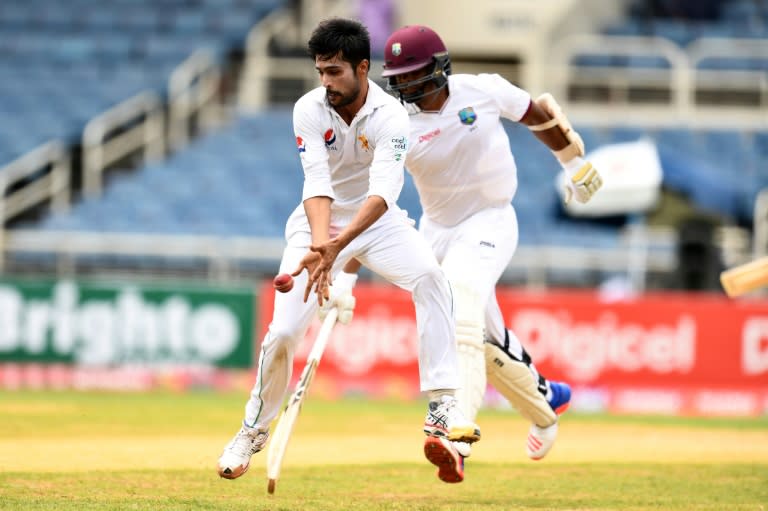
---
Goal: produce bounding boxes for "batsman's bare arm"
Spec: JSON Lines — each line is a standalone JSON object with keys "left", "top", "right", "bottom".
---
{"left": 519, "top": 102, "right": 569, "bottom": 151}
{"left": 520, "top": 95, "right": 602, "bottom": 204}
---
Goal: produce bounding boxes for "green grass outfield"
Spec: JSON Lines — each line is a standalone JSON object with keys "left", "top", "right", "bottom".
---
{"left": 0, "top": 391, "right": 766, "bottom": 510}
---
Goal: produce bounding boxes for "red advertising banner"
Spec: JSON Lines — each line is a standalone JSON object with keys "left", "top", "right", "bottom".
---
{"left": 259, "top": 282, "right": 424, "bottom": 400}
{"left": 259, "top": 282, "right": 768, "bottom": 417}
{"left": 495, "top": 288, "right": 768, "bottom": 417}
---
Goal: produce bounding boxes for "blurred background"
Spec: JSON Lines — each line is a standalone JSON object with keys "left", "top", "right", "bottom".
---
{"left": 0, "top": 0, "right": 766, "bottom": 418}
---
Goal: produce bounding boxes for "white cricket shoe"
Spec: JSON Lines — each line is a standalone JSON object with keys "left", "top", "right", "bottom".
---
{"left": 423, "top": 395, "right": 481, "bottom": 443}
{"left": 217, "top": 424, "right": 269, "bottom": 479}
{"left": 527, "top": 381, "right": 571, "bottom": 460}
{"left": 527, "top": 422, "right": 558, "bottom": 460}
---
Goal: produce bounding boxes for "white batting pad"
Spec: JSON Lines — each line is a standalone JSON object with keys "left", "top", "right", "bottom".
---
{"left": 443, "top": 273, "right": 486, "bottom": 422}
{"left": 485, "top": 342, "right": 557, "bottom": 427}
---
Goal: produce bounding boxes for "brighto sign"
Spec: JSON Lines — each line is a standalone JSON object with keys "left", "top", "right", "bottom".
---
{"left": 0, "top": 281, "right": 239, "bottom": 366}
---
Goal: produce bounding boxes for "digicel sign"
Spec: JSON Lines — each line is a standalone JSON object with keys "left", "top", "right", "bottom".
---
{"left": 510, "top": 309, "right": 695, "bottom": 382}
{"left": 742, "top": 318, "right": 768, "bottom": 375}
{"left": 496, "top": 289, "right": 768, "bottom": 389}
{"left": 259, "top": 284, "right": 768, "bottom": 406}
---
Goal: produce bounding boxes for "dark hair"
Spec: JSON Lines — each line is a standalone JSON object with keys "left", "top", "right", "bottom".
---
{"left": 307, "top": 18, "right": 371, "bottom": 70}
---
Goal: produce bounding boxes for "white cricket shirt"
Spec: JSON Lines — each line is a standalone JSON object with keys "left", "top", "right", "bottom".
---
{"left": 405, "top": 73, "right": 532, "bottom": 227}
{"left": 292, "top": 79, "right": 409, "bottom": 220}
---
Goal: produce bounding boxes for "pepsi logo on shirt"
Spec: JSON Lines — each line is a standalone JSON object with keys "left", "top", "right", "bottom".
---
{"left": 324, "top": 129, "right": 337, "bottom": 148}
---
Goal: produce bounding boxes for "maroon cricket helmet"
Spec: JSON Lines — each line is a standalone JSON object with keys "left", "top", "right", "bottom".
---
{"left": 381, "top": 25, "right": 451, "bottom": 103}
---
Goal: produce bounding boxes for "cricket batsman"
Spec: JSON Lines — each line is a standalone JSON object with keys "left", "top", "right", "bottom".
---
{"left": 323, "top": 24, "right": 602, "bottom": 483}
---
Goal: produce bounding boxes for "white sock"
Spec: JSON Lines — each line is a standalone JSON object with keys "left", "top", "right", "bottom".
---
{"left": 427, "top": 389, "right": 455, "bottom": 402}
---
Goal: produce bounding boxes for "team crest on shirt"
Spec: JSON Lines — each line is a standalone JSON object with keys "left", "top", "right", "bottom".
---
{"left": 358, "top": 134, "right": 370, "bottom": 151}
{"left": 296, "top": 136, "right": 306, "bottom": 153}
{"left": 458, "top": 107, "right": 477, "bottom": 125}
{"left": 324, "top": 129, "right": 336, "bottom": 147}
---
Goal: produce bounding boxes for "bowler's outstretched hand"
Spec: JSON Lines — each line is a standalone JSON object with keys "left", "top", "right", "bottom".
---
{"left": 292, "top": 238, "right": 343, "bottom": 305}
{"left": 307, "top": 239, "right": 343, "bottom": 305}
{"left": 291, "top": 250, "right": 324, "bottom": 304}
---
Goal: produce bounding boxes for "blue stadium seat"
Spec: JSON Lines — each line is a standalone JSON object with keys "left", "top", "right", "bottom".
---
{"left": 697, "top": 55, "right": 768, "bottom": 71}
{"left": 652, "top": 20, "right": 696, "bottom": 47}
{"left": 603, "top": 20, "right": 644, "bottom": 37}
{"left": 653, "top": 128, "right": 700, "bottom": 153}
{"left": 171, "top": 11, "right": 207, "bottom": 34}
{"left": 25, "top": 110, "right": 299, "bottom": 238}
{"left": 721, "top": 0, "right": 761, "bottom": 24}
{"left": 572, "top": 54, "right": 619, "bottom": 67}
{"left": 692, "top": 23, "right": 739, "bottom": 40}
{"left": 575, "top": 125, "right": 602, "bottom": 151}
{"left": 626, "top": 55, "right": 672, "bottom": 69}
{"left": 656, "top": 141, "right": 756, "bottom": 223}
{"left": 754, "top": 132, "right": 768, "bottom": 155}
{"left": 602, "top": 0, "right": 768, "bottom": 49}
{"left": 608, "top": 126, "right": 647, "bottom": 143}
{"left": 0, "top": 0, "right": 285, "bottom": 167}
{"left": 699, "top": 130, "right": 747, "bottom": 153}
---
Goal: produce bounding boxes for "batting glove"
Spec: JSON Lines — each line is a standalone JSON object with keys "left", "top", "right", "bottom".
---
{"left": 562, "top": 156, "right": 603, "bottom": 204}
{"left": 319, "top": 271, "right": 358, "bottom": 324}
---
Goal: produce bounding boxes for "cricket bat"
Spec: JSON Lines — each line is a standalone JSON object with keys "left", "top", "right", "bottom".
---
{"left": 720, "top": 255, "right": 768, "bottom": 297}
{"left": 266, "top": 307, "right": 339, "bottom": 495}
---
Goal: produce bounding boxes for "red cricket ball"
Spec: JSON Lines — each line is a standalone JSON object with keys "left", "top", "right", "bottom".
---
{"left": 273, "top": 273, "right": 294, "bottom": 293}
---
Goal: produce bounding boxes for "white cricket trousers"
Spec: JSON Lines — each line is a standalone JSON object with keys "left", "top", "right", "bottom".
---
{"left": 419, "top": 204, "right": 526, "bottom": 360}
{"left": 244, "top": 207, "right": 458, "bottom": 429}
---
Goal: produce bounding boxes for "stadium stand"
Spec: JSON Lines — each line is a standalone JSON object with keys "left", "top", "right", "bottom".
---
{"left": 0, "top": 0, "right": 766, "bottom": 291}
{"left": 0, "top": 0, "right": 283, "bottom": 164}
